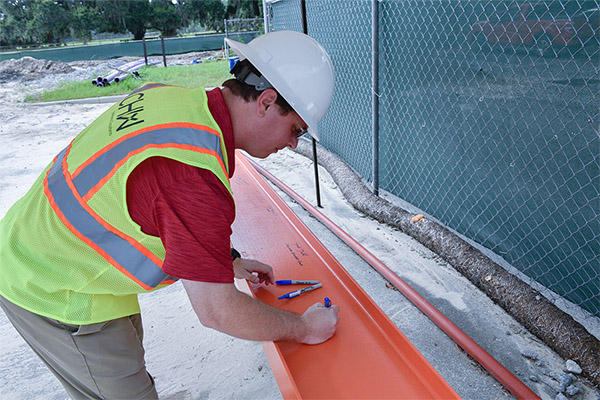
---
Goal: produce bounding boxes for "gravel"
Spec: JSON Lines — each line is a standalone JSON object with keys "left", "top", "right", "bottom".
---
{"left": 566, "top": 360, "right": 583, "bottom": 374}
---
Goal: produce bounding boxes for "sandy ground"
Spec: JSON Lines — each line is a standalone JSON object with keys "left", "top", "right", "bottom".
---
{"left": 0, "top": 65, "right": 599, "bottom": 400}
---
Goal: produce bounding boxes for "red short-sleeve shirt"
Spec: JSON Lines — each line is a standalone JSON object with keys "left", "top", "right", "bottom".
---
{"left": 126, "top": 88, "right": 236, "bottom": 283}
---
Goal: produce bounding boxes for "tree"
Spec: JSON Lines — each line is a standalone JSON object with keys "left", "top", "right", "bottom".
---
{"left": 150, "top": 0, "right": 182, "bottom": 37}
{"left": 95, "top": 0, "right": 128, "bottom": 35}
{"left": 181, "top": 0, "right": 225, "bottom": 33}
{"left": 124, "top": 0, "right": 152, "bottom": 40}
{"left": 70, "top": 4, "right": 97, "bottom": 44}
{"left": 1, "top": 0, "right": 97, "bottom": 46}
{"left": 95, "top": 0, "right": 153, "bottom": 40}
{"left": 226, "top": 0, "right": 262, "bottom": 20}
{"left": 27, "top": 0, "right": 71, "bottom": 45}
{"left": 0, "top": 0, "right": 36, "bottom": 46}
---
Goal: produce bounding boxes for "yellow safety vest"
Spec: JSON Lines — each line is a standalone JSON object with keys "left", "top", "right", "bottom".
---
{"left": 0, "top": 83, "right": 232, "bottom": 324}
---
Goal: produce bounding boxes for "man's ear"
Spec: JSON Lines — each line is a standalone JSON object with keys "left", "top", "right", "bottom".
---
{"left": 256, "top": 89, "right": 278, "bottom": 117}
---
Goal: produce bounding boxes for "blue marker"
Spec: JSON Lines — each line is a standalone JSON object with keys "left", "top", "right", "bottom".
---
{"left": 278, "top": 283, "right": 323, "bottom": 299}
{"left": 276, "top": 280, "right": 320, "bottom": 285}
{"left": 324, "top": 297, "right": 331, "bottom": 308}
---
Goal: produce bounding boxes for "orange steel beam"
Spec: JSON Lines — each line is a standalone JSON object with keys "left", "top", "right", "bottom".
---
{"left": 249, "top": 158, "right": 541, "bottom": 400}
{"left": 231, "top": 152, "right": 460, "bottom": 399}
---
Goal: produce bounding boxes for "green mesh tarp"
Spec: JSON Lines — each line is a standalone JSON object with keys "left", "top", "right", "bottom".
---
{"left": 1, "top": 32, "right": 259, "bottom": 62}
{"left": 271, "top": 0, "right": 599, "bottom": 317}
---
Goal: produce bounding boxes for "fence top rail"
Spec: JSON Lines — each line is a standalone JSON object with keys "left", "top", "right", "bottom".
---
{"left": 0, "top": 32, "right": 261, "bottom": 56}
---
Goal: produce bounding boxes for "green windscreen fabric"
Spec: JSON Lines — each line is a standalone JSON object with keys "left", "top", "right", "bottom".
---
{"left": 1, "top": 32, "right": 259, "bottom": 62}
{"left": 271, "top": 0, "right": 599, "bottom": 317}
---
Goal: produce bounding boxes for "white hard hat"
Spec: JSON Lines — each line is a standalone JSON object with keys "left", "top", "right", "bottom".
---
{"left": 225, "top": 31, "right": 335, "bottom": 140}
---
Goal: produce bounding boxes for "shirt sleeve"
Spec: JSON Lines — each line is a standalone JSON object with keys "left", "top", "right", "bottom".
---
{"left": 127, "top": 157, "right": 235, "bottom": 283}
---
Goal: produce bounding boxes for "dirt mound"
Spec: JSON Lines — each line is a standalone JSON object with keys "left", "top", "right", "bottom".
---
{"left": 0, "top": 57, "right": 74, "bottom": 83}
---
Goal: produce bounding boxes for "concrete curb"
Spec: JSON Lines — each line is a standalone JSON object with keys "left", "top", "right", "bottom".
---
{"left": 33, "top": 95, "right": 124, "bottom": 106}
{"left": 293, "top": 139, "right": 600, "bottom": 387}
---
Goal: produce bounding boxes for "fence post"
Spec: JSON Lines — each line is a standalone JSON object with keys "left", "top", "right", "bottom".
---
{"left": 224, "top": 19, "right": 229, "bottom": 57}
{"left": 372, "top": 0, "right": 380, "bottom": 196}
{"left": 263, "top": 1, "right": 271, "bottom": 33}
{"left": 142, "top": 37, "right": 148, "bottom": 66}
{"left": 301, "top": 0, "right": 323, "bottom": 208}
{"left": 160, "top": 36, "right": 167, "bottom": 67}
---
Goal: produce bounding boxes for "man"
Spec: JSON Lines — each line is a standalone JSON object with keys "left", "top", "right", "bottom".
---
{"left": 0, "top": 30, "right": 339, "bottom": 399}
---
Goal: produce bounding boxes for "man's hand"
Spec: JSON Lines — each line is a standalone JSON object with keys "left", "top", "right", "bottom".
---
{"left": 183, "top": 280, "right": 340, "bottom": 344}
{"left": 300, "top": 302, "right": 340, "bottom": 345}
{"left": 233, "top": 258, "right": 274, "bottom": 285}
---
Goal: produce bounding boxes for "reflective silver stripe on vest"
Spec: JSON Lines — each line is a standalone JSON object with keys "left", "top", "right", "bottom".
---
{"left": 46, "top": 147, "right": 171, "bottom": 288}
{"left": 129, "top": 83, "right": 168, "bottom": 95}
{"left": 72, "top": 126, "right": 226, "bottom": 197}
{"left": 73, "top": 127, "right": 228, "bottom": 197}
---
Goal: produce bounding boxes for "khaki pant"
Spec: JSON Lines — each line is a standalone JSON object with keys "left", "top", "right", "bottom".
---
{"left": 0, "top": 294, "right": 157, "bottom": 399}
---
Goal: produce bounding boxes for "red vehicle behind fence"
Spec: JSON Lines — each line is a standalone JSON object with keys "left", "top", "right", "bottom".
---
{"left": 470, "top": 3, "right": 599, "bottom": 56}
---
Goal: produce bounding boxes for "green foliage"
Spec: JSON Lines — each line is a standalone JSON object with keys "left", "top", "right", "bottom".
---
{"left": 124, "top": 0, "right": 153, "bottom": 40}
{"left": 94, "top": 0, "right": 155, "bottom": 41}
{"left": 94, "top": 0, "right": 128, "bottom": 35}
{"left": 181, "top": 0, "right": 225, "bottom": 33}
{"left": 150, "top": 0, "right": 182, "bottom": 37}
{"left": 70, "top": 5, "right": 97, "bottom": 44}
{"left": 1, "top": 0, "right": 95, "bottom": 46}
{"left": 25, "top": 60, "right": 233, "bottom": 103}
{"left": 0, "top": 0, "right": 261, "bottom": 48}
{"left": 0, "top": 0, "right": 32, "bottom": 46}
{"left": 29, "top": 0, "right": 70, "bottom": 44}
{"left": 226, "top": 0, "right": 262, "bottom": 20}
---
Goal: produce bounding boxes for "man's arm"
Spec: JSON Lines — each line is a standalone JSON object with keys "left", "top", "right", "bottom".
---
{"left": 182, "top": 279, "right": 340, "bottom": 345}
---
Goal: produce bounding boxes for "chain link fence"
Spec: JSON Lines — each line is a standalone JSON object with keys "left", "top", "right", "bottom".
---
{"left": 224, "top": 17, "right": 264, "bottom": 34}
{"left": 267, "top": 0, "right": 599, "bottom": 320}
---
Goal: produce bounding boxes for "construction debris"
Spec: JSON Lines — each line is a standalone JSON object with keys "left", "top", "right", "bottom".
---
{"left": 92, "top": 59, "right": 160, "bottom": 87}
{"left": 0, "top": 57, "right": 74, "bottom": 83}
{"left": 0, "top": 50, "right": 221, "bottom": 86}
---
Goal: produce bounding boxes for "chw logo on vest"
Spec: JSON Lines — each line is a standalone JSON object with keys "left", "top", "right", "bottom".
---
{"left": 111, "top": 93, "right": 145, "bottom": 134}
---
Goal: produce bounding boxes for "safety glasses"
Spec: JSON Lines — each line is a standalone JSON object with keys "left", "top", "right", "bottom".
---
{"left": 291, "top": 113, "right": 309, "bottom": 139}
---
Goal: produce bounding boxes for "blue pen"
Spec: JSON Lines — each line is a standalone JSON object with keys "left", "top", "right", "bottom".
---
{"left": 276, "top": 280, "right": 320, "bottom": 285}
{"left": 278, "top": 283, "right": 323, "bottom": 299}
{"left": 324, "top": 297, "right": 331, "bottom": 308}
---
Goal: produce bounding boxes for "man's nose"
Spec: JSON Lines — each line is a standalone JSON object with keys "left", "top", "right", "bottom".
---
{"left": 287, "top": 136, "right": 299, "bottom": 150}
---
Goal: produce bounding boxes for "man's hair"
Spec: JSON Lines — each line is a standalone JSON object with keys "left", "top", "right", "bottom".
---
{"left": 222, "top": 60, "right": 293, "bottom": 115}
